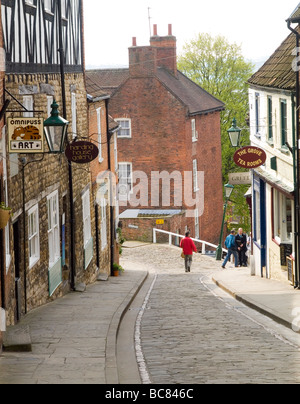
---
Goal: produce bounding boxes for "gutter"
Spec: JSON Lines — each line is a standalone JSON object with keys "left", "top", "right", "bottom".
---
{"left": 87, "top": 93, "right": 110, "bottom": 103}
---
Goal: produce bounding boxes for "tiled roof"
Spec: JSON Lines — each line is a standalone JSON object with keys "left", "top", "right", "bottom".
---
{"left": 85, "top": 68, "right": 225, "bottom": 115}
{"left": 157, "top": 68, "right": 225, "bottom": 115}
{"left": 247, "top": 31, "right": 297, "bottom": 91}
{"left": 86, "top": 69, "right": 129, "bottom": 97}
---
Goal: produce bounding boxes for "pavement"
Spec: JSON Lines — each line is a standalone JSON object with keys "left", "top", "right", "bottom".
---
{"left": 0, "top": 269, "right": 148, "bottom": 384}
{"left": 212, "top": 267, "right": 300, "bottom": 333}
{"left": 1, "top": 241, "right": 300, "bottom": 384}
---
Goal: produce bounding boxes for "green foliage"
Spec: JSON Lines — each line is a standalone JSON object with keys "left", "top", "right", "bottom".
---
{"left": 117, "top": 227, "right": 126, "bottom": 255}
{"left": 113, "top": 263, "right": 124, "bottom": 273}
{"left": 178, "top": 33, "right": 254, "bottom": 233}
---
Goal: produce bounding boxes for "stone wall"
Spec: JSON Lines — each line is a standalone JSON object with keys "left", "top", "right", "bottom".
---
{"left": 5, "top": 71, "right": 99, "bottom": 321}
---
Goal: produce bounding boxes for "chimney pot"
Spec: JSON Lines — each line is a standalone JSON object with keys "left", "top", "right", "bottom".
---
{"left": 168, "top": 24, "right": 172, "bottom": 36}
{"left": 132, "top": 37, "right": 137, "bottom": 47}
{"left": 153, "top": 24, "right": 158, "bottom": 36}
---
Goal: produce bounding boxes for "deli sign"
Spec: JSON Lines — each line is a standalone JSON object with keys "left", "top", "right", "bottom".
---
{"left": 65, "top": 141, "right": 99, "bottom": 164}
{"left": 234, "top": 146, "right": 266, "bottom": 169}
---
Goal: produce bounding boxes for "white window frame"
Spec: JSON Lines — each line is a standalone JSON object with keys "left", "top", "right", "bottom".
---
{"left": 2, "top": 126, "right": 11, "bottom": 272}
{"left": 195, "top": 208, "right": 200, "bottom": 239}
{"left": 82, "top": 189, "right": 92, "bottom": 248}
{"left": 193, "top": 159, "right": 199, "bottom": 192}
{"left": 100, "top": 198, "right": 107, "bottom": 251}
{"left": 47, "top": 96, "right": 54, "bottom": 117}
{"left": 28, "top": 204, "right": 40, "bottom": 269}
{"left": 118, "top": 162, "right": 133, "bottom": 201}
{"left": 116, "top": 119, "right": 132, "bottom": 138}
{"left": 71, "top": 92, "right": 77, "bottom": 139}
{"left": 191, "top": 119, "right": 198, "bottom": 142}
{"left": 97, "top": 107, "right": 103, "bottom": 162}
{"left": 114, "top": 132, "right": 118, "bottom": 172}
{"left": 47, "top": 191, "right": 60, "bottom": 267}
{"left": 44, "top": 0, "right": 52, "bottom": 13}
{"left": 23, "top": 96, "right": 33, "bottom": 118}
{"left": 273, "top": 189, "right": 293, "bottom": 244}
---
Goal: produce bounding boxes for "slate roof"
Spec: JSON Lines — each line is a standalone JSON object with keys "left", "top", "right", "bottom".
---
{"left": 157, "top": 68, "right": 225, "bottom": 115}
{"left": 85, "top": 75, "right": 120, "bottom": 133}
{"left": 85, "top": 68, "right": 225, "bottom": 116}
{"left": 86, "top": 69, "right": 129, "bottom": 97}
{"left": 247, "top": 30, "right": 297, "bottom": 91}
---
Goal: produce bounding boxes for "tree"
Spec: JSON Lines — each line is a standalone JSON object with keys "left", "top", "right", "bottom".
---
{"left": 178, "top": 33, "right": 254, "bottom": 233}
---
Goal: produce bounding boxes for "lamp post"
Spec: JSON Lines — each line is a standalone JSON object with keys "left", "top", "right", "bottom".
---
{"left": 227, "top": 118, "right": 242, "bottom": 148}
{"left": 216, "top": 183, "right": 234, "bottom": 261}
{"left": 44, "top": 100, "right": 69, "bottom": 153}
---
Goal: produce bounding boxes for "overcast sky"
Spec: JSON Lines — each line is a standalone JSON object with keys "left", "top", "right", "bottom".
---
{"left": 84, "top": 0, "right": 300, "bottom": 68}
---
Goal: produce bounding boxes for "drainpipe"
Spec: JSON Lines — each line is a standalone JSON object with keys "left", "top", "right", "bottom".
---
{"left": 105, "top": 98, "right": 115, "bottom": 277}
{"left": 291, "top": 94, "right": 299, "bottom": 288}
{"left": 57, "top": 0, "right": 76, "bottom": 290}
{"left": 287, "top": 21, "right": 300, "bottom": 288}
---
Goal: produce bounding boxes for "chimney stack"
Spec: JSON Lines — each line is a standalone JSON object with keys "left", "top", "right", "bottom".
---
{"left": 150, "top": 24, "right": 177, "bottom": 77}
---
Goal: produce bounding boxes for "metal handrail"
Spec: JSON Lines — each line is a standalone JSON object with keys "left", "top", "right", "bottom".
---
{"left": 153, "top": 228, "right": 228, "bottom": 255}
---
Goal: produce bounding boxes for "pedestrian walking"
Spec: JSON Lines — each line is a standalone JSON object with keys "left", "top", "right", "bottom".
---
{"left": 180, "top": 231, "right": 197, "bottom": 272}
{"left": 236, "top": 228, "right": 248, "bottom": 267}
{"left": 222, "top": 230, "right": 238, "bottom": 269}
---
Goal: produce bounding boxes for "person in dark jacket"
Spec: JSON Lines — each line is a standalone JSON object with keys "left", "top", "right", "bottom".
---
{"left": 236, "top": 228, "right": 247, "bottom": 267}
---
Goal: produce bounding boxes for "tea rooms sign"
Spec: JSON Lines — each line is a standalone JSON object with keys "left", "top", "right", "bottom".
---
{"left": 8, "top": 117, "right": 44, "bottom": 153}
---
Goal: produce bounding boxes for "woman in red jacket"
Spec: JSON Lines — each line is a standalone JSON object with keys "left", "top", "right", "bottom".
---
{"left": 180, "top": 232, "right": 197, "bottom": 273}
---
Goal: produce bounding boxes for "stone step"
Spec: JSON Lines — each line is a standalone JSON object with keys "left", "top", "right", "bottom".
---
{"left": 3, "top": 325, "right": 32, "bottom": 352}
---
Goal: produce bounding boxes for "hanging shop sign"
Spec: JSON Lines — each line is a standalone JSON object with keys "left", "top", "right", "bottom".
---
{"left": 8, "top": 117, "right": 44, "bottom": 153}
{"left": 65, "top": 140, "right": 99, "bottom": 164}
{"left": 233, "top": 146, "right": 266, "bottom": 169}
{"left": 228, "top": 172, "right": 251, "bottom": 186}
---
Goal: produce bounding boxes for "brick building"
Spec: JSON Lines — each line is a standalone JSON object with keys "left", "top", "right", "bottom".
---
{"left": 86, "top": 25, "right": 225, "bottom": 245}
{"left": 86, "top": 77, "right": 120, "bottom": 276}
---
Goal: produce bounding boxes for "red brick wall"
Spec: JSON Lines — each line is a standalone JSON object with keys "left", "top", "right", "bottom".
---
{"left": 110, "top": 75, "right": 223, "bottom": 245}
{"left": 189, "top": 113, "right": 224, "bottom": 246}
{"left": 109, "top": 31, "right": 223, "bottom": 246}
{"left": 121, "top": 214, "right": 195, "bottom": 245}
{"left": 150, "top": 28, "right": 177, "bottom": 76}
{"left": 111, "top": 76, "right": 187, "bottom": 207}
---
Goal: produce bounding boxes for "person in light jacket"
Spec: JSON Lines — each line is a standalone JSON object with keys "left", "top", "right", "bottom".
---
{"left": 222, "top": 230, "right": 239, "bottom": 269}
{"left": 180, "top": 231, "right": 197, "bottom": 273}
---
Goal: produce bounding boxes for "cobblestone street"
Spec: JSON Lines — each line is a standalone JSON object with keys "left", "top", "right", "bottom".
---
{"left": 121, "top": 244, "right": 300, "bottom": 384}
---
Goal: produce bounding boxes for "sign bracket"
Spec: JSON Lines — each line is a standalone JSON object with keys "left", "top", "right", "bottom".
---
{"left": 5, "top": 89, "right": 44, "bottom": 115}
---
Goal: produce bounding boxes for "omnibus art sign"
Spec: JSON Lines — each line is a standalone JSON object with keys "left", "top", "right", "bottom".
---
{"left": 8, "top": 117, "right": 44, "bottom": 153}
{"left": 65, "top": 141, "right": 99, "bottom": 164}
{"left": 234, "top": 146, "right": 267, "bottom": 169}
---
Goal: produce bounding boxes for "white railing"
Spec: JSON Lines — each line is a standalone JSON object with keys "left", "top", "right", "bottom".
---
{"left": 153, "top": 228, "right": 228, "bottom": 255}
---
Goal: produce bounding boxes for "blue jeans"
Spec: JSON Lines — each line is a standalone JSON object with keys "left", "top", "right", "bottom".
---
{"left": 222, "top": 248, "right": 238, "bottom": 268}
